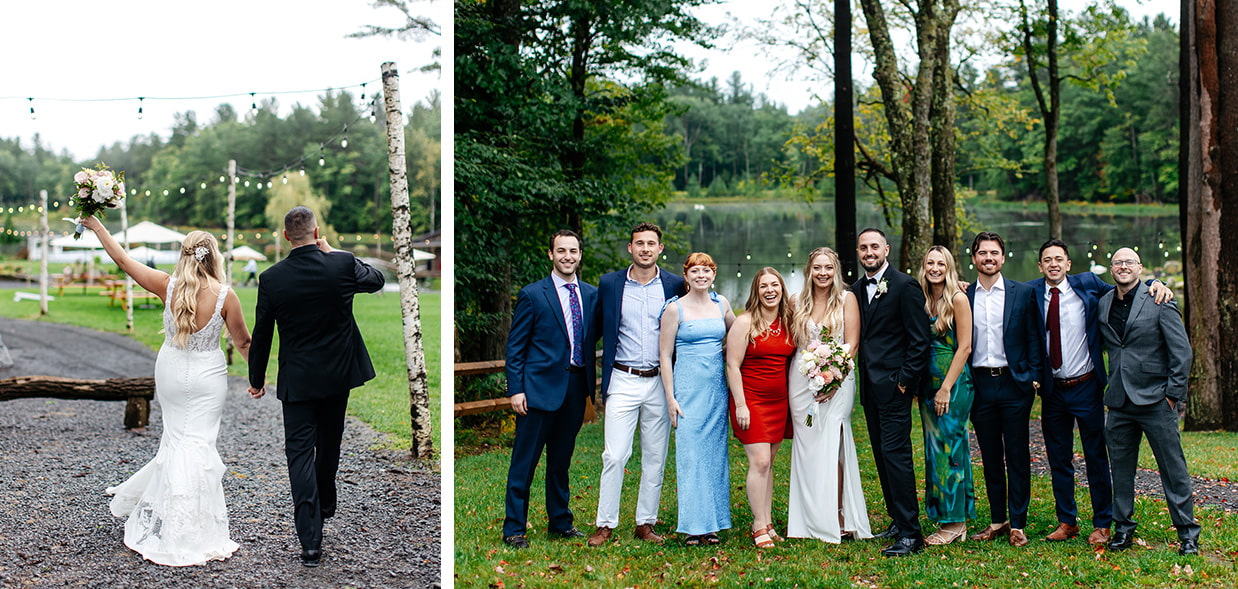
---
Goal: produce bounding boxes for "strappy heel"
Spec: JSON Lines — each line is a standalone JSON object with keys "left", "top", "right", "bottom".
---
{"left": 751, "top": 527, "right": 774, "bottom": 549}
{"left": 764, "top": 523, "right": 784, "bottom": 543}
{"left": 925, "top": 526, "right": 967, "bottom": 545}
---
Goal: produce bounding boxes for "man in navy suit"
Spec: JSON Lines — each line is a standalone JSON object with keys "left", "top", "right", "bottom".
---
{"left": 502, "top": 230, "right": 599, "bottom": 549}
{"left": 851, "top": 228, "right": 931, "bottom": 556}
{"left": 586, "top": 223, "right": 684, "bottom": 547}
{"left": 1029, "top": 239, "right": 1173, "bottom": 545}
{"left": 1028, "top": 239, "right": 1114, "bottom": 545}
{"left": 966, "top": 231, "right": 1044, "bottom": 547}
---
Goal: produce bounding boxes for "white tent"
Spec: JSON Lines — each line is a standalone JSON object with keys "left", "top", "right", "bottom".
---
{"left": 413, "top": 248, "right": 436, "bottom": 261}
{"left": 230, "top": 245, "right": 268, "bottom": 261}
{"left": 49, "top": 220, "right": 187, "bottom": 248}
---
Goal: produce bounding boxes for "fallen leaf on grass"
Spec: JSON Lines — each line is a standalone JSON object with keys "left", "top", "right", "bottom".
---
{"left": 495, "top": 566, "right": 505, "bottom": 574}
{"left": 586, "top": 565, "right": 594, "bottom": 572}
{"left": 548, "top": 563, "right": 563, "bottom": 573}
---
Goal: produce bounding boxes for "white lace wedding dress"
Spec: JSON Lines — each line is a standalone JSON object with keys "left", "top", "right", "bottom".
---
{"left": 786, "top": 295, "right": 873, "bottom": 543}
{"left": 106, "top": 278, "right": 239, "bottom": 566}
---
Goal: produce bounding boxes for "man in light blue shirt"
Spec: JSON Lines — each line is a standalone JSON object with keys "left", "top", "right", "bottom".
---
{"left": 587, "top": 223, "right": 685, "bottom": 546}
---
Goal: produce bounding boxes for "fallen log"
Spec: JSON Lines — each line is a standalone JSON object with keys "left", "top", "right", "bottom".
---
{"left": 0, "top": 376, "right": 154, "bottom": 429}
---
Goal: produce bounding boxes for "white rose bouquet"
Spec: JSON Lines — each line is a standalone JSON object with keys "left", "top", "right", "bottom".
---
{"left": 69, "top": 164, "right": 126, "bottom": 239}
{"left": 796, "top": 325, "right": 852, "bottom": 427}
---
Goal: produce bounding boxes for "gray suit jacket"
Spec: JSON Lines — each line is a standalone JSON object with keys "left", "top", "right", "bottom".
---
{"left": 1098, "top": 280, "right": 1192, "bottom": 407}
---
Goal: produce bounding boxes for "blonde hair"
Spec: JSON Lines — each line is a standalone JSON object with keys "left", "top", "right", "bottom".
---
{"left": 682, "top": 252, "right": 717, "bottom": 293}
{"left": 917, "top": 245, "right": 963, "bottom": 336}
{"left": 791, "top": 247, "right": 848, "bottom": 346}
{"left": 743, "top": 267, "right": 793, "bottom": 344}
{"left": 170, "top": 230, "right": 225, "bottom": 348}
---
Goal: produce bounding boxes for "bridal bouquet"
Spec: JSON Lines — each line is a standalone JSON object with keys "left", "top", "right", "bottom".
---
{"left": 797, "top": 326, "right": 851, "bottom": 427}
{"left": 69, "top": 164, "right": 126, "bottom": 239}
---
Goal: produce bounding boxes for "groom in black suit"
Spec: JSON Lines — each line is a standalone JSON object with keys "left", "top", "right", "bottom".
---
{"left": 248, "top": 206, "right": 385, "bottom": 567}
{"left": 851, "top": 228, "right": 931, "bottom": 556}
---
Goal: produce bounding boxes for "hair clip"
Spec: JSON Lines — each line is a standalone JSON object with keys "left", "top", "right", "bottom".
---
{"left": 194, "top": 246, "right": 208, "bottom": 262}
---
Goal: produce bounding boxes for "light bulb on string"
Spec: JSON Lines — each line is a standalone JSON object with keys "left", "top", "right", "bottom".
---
{"left": 200, "top": 182, "right": 207, "bottom": 189}
{"left": 360, "top": 83, "right": 367, "bottom": 102}
{"left": 27, "top": 98, "right": 35, "bottom": 120}
{"left": 179, "top": 187, "right": 186, "bottom": 194}
{"left": 341, "top": 135, "right": 348, "bottom": 149}
{"left": 318, "top": 155, "right": 325, "bottom": 167}
{"left": 282, "top": 175, "right": 288, "bottom": 184}
{"left": 137, "top": 97, "right": 144, "bottom": 120}
{"left": 266, "top": 181, "right": 272, "bottom": 189}
{"left": 299, "top": 169, "right": 306, "bottom": 176}
{"left": 250, "top": 92, "right": 257, "bottom": 113}
{"left": 243, "top": 180, "right": 250, "bottom": 187}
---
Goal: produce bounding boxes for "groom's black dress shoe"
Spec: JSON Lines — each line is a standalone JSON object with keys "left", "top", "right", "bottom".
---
{"left": 550, "top": 527, "right": 587, "bottom": 539}
{"left": 503, "top": 535, "right": 530, "bottom": 549}
{"left": 1179, "top": 538, "right": 1199, "bottom": 556}
{"left": 880, "top": 536, "right": 925, "bottom": 557}
{"left": 1107, "top": 531, "right": 1134, "bottom": 552}
{"left": 874, "top": 523, "right": 899, "bottom": 539}
{"left": 301, "top": 548, "right": 322, "bottom": 567}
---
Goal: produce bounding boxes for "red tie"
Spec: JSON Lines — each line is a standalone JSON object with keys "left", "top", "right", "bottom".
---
{"left": 1048, "top": 287, "right": 1062, "bottom": 370}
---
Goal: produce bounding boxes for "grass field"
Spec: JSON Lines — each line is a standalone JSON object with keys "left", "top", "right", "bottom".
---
{"left": 0, "top": 281, "right": 440, "bottom": 454}
{"left": 454, "top": 399, "right": 1238, "bottom": 587}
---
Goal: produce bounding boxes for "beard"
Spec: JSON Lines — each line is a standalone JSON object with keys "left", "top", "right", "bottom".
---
{"left": 859, "top": 257, "right": 884, "bottom": 272}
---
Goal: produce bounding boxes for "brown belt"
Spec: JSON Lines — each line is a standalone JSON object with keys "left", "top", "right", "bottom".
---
{"left": 613, "top": 362, "right": 659, "bottom": 378}
{"left": 974, "top": 366, "right": 1008, "bottom": 377}
{"left": 1054, "top": 370, "right": 1095, "bottom": 388}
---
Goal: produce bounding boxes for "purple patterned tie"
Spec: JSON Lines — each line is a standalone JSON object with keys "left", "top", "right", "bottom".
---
{"left": 566, "top": 283, "right": 583, "bottom": 366}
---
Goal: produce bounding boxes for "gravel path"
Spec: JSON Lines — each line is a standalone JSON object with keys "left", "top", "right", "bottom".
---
{"left": 0, "top": 318, "right": 441, "bottom": 588}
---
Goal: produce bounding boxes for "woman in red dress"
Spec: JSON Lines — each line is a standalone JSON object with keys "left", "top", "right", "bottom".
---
{"left": 726, "top": 267, "right": 796, "bottom": 548}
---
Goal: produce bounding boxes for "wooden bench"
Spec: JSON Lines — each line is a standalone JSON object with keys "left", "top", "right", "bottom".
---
{"left": 0, "top": 375, "right": 155, "bottom": 429}
{"left": 56, "top": 273, "right": 119, "bottom": 296}
{"left": 101, "top": 282, "right": 163, "bottom": 310}
{"left": 454, "top": 355, "right": 599, "bottom": 422}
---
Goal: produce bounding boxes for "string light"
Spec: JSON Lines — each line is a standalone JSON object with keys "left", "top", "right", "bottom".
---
{"left": 250, "top": 92, "right": 257, "bottom": 113}
{"left": 137, "top": 97, "right": 144, "bottom": 120}
{"left": 27, "top": 97, "right": 34, "bottom": 120}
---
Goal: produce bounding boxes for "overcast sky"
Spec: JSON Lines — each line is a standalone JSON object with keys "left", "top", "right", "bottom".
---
{"left": 683, "top": 0, "right": 1180, "bottom": 114}
{"left": 1, "top": 0, "right": 441, "bottom": 161}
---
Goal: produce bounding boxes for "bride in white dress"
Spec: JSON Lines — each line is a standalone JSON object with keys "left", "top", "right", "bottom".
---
{"left": 82, "top": 216, "right": 253, "bottom": 566}
{"left": 786, "top": 247, "right": 872, "bottom": 543}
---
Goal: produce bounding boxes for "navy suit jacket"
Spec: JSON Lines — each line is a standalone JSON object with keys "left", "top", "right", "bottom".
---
{"left": 1027, "top": 272, "right": 1112, "bottom": 395}
{"left": 505, "top": 275, "right": 599, "bottom": 412}
{"left": 966, "top": 277, "right": 1045, "bottom": 394}
{"left": 597, "top": 267, "right": 684, "bottom": 400}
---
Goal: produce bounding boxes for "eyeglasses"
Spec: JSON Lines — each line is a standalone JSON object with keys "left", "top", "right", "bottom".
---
{"left": 1111, "top": 260, "right": 1141, "bottom": 268}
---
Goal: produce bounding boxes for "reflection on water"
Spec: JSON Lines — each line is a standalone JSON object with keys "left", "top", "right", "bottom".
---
{"left": 650, "top": 200, "right": 1181, "bottom": 305}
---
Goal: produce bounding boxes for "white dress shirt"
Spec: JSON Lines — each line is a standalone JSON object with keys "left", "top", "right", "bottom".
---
{"left": 1044, "top": 279, "right": 1094, "bottom": 379}
{"left": 865, "top": 262, "right": 890, "bottom": 303}
{"left": 972, "top": 275, "right": 1009, "bottom": 368}
{"left": 551, "top": 273, "right": 581, "bottom": 366}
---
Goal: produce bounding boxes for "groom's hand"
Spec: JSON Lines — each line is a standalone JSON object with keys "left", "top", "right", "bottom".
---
{"left": 316, "top": 238, "right": 334, "bottom": 253}
{"left": 248, "top": 386, "right": 266, "bottom": 399}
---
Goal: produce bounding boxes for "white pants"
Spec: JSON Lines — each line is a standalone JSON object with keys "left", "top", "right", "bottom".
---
{"left": 594, "top": 369, "right": 670, "bottom": 528}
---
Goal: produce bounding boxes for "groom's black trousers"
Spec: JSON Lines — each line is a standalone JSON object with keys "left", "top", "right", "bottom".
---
{"left": 860, "top": 378, "right": 920, "bottom": 539}
{"left": 282, "top": 392, "right": 350, "bottom": 550}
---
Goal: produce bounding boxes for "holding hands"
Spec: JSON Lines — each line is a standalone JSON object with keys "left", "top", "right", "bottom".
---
{"left": 248, "top": 386, "right": 266, "bottom": 399}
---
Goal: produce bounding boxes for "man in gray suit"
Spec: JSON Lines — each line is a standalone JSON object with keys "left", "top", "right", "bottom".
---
{"left": 1098, "top": 248, "right": 1199, "bottom": 556}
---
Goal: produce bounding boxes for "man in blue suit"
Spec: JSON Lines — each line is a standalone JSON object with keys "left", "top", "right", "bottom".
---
{"left": 1029, "top": 239, "right": 1172, "bottom": 546}
{"left": 587, "top": 223, "right": 684, "bottom": 547}
{"left": 502, "top": 229, "right": 599, "bottom": 549}
{"left": 966, "top": 231, "right": 1044, "bottom": 547}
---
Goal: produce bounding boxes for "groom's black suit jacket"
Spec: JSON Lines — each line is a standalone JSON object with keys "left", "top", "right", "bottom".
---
{"left": 852, "top": 266, "right": 931, "bottom": 404}
{"left": 248, "top": 244, "right": 386, "bottom": 402}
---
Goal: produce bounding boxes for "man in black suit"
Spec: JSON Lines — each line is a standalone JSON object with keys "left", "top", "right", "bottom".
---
{"left": 851, "top": 228, "right": 931, "bottom": 556}
{"left": 966, "top": 231, "right": 1044, "bottom": 547}
{"left": 502, "top": 230, "right": 599, "bottom": 549}
{"left": 1099, "top": 248, "right": 1199, "bottom": 555}
{"left": 248, "top": 206, "right": 385, "bottom": 567}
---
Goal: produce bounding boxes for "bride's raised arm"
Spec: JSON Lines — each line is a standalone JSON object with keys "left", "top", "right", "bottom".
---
{"left": 80, "top": 215, "right": 170, "bottom": 299}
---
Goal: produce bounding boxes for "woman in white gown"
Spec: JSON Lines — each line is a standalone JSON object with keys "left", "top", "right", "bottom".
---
{"left": 83, "top": 216, "right": 253, "bottom": 566}
{"left": 786, "top": 247, "right": 872, "bottom": 543}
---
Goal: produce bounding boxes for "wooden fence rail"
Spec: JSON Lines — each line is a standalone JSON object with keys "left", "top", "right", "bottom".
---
{"left": 454, "top": 353, "right": 600, "bottom": 422}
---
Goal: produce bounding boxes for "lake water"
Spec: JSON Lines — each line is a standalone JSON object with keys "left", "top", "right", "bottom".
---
{"left": 647, "top": 200, "right": 1182, "bottom": 304}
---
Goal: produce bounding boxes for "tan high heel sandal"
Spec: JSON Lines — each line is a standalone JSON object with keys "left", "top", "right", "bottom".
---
{"left": 925, "top": 526, "right": 968, "bottom": 545}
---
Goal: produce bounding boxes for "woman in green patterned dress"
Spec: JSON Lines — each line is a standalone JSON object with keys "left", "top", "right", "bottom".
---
{"left": 916, "top": 245, "right": 976, "bottom": 545}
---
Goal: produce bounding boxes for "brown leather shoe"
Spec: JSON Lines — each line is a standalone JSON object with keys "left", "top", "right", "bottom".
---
{"left": 1009, "top": 528, "right": 1029, "bottom": 547}
{"left": 1044, "top": 523, "right": 1080, "bottom": 542}
{"left": 586, "top": 526, "right": 613, "bottom": 547}
{"left": 1087, "top": 527, "right": 1111, "bottom": 546}
{"left": 633, "top": 523, "right": 664, "bottom": 544}
{"left": 972, "top": 522, "right": 1012, "bottom": 541}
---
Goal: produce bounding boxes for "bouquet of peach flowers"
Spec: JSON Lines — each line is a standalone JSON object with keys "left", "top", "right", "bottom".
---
{"left": 796, "top": 325, "right": 851, "bottom": 427}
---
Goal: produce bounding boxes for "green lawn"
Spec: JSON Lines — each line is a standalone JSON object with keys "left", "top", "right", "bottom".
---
{"left": 0, "top": 283, "right": 440, "bottom": 454}
{"left": 455, "top": 398, "right": 1238, "bottom": 587}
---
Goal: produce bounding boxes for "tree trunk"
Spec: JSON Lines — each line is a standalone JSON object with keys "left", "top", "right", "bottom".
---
{"left": 857, "top": 0, "right": 934, "bottom": 269}
{"left": 930, "top": 0, "right": 960, "bottom": 250}
{"left": 1213, "top": 0, "right": 1238, "bottom": 430}
{"left": 1184, "top": 0, "right": 1222, "bottom": 430}
{"left": 1045, "top": 0, "right": 1063, "bottom": 239}
{"left": 0, "top": 376, "right": 153, "bottom": 429}
{"left": 382, "top": 62, "right": 434, "bottom": 460}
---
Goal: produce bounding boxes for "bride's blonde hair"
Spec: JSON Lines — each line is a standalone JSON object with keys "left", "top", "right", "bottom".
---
{"left": 170, "top": 231, "right": 225, "bottom": 348}
{"left": 791, "top": 247, "right": 848, "bottom": 346}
